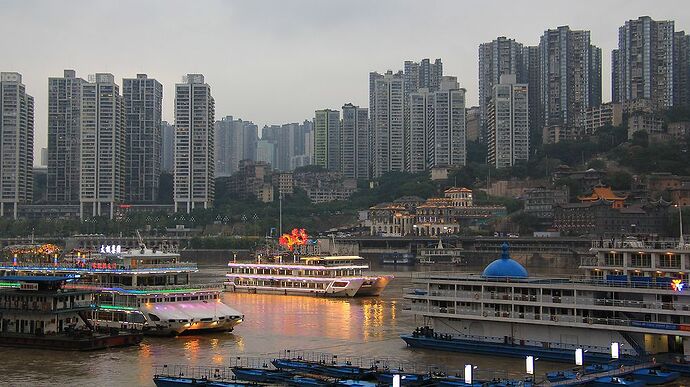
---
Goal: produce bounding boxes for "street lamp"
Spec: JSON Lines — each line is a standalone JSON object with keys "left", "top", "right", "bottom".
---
{"left": 611, "top": 342, "right": 620, "bottom": 360}
{"left": 465, "top": 364, "right": 477, "bottom": 384}
{"left": 526, "top": 356, "right": 538, "bottom": 381}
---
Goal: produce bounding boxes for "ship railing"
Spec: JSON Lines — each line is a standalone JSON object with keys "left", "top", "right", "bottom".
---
{"left": 410, "top": 271, "right": 688, "bottom": 290}
{"left": 591, "top": 239, "right": 690, "bottom": 251}
{"left": 0, "top": 261, "right": 198, "bottom": 271}
{"left": 64, "top": 282, "right": 224, "bottom": 293}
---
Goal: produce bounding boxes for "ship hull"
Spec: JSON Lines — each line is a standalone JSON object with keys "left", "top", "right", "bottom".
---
{"left": 355, "top": 276, "right": 393, "bottom": 297}
{"left": 401, "top": 334, "right": 620, "bottom": 363}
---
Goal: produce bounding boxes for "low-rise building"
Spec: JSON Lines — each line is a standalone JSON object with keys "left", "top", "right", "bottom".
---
{"left": 627, "top": 112, "right": 664, "bottom": 139}
{"left": 523, "top": 186, "right": 569, "bottom": 219}
{"left": 553, "top": 201, "right": 669, "bottom": 236}
{"left": 273, "top": 172, "right": 294, "bottom": 196}
{"left": 668, "top": 122, "right": 690, "bottom": 139}
{"left": 553, "top": 166, "right": 606, "bottom": 194}
{"left": 577, "top": 185, "right": 627, "bottom": 209}
{"left": 294, "top": 170, "right": 357, "bottom": 203}
{"left": 227, "top": 160, "right": 274, "bottom": 202}
{"left": 582, "top": 102, "right": 623, "bottom": 135}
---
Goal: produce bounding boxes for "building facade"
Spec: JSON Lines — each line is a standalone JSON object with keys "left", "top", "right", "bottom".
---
{"left": 79, "top": 73, "right": 124, "bottom": 219}
{"left": 215, "top": 116, "right": 258, "bottom": 176}
{"left": 313, "top": 109, "right": 340, "bottom": 172}
{"left": 613, "top": 16, "right": 677, "bottom": 110}
{"left": 161, "top": 121, "right": 175, "bottom": 173}
{"left": 341, "top": 103, "right": 369, "bottom": 180}
{"left": 174, "top": 74, "right": 215, "bottom": 213}
{"left": 0, "top": 72, "right": 34, "bottom": 219}
{"left": 539, "top": 26, "right": 602, "bottom": 136}
{"left": 488, "top": 74, "right": 529, "bottom": 168}
{"left": 47, "top": 69, "right": 84, "bottom": 204}
{"left": 123, "top": 74, "right": 162, "bottom": 203}
{"left": 582, "top": 102, "right": 623, "bottom": 135}
{"left": 478, "top": 37, "right": 526, "bottom": 143}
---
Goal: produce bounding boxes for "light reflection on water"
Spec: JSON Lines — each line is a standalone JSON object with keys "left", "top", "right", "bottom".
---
{"left": 0, "top": 262, "right": 685, "bottom": 386}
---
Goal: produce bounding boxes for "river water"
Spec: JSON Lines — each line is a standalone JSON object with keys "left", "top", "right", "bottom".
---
{"left": 0, "top": 262, "right": 685, "bottom": 386}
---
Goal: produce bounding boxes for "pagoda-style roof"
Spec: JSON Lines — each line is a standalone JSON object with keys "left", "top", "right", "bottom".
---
{"left": 577, "top": 185, "right": 628, "bottom": 202}
{"left": 444, "top": 187, "right": 472, "bottom": 194}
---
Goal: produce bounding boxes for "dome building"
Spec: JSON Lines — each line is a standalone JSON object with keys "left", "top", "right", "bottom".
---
{"left": 481, "top": 242, "right": 528, "bottom": 278}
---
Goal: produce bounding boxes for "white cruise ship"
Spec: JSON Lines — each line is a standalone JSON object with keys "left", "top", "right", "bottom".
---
{"left": 225, "top": 255, "right": 393, "bottom": 297}
{"left": 0, "top": 243, "right": 243, "bottom": 335}
{"left": 401, "top": 241, "right": 690, "bottom": 362}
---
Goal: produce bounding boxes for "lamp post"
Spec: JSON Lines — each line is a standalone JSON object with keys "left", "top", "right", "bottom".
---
{"left": 465, "top": 364, "right": 477, "bottom": 384}
{"left": 611, "top": 342, "right": 620, "bottom": 360}
{"left": 526, "top": 356, "right": 538, "bottom": 382}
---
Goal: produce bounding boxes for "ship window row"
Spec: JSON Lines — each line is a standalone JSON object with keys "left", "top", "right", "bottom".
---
{"left": 141, "top": 293, "right": 218, "bottom": 304}
{"left": 235, "top": 279, "right": 326, "bottom": 289}
{"left": 231, "top": 268, "right": 362, "bottom": 277}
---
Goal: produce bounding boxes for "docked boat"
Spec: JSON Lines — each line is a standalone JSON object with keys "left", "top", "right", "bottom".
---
{"left": 0, "top": 241, "right": 243, "bottom": 335}
{"left": 0, "top": 275, "right": 142, "bottom": 350}
{"left": 630, "top": 368, "right": 679, "bottom": 384}
{"left": 153, "top": 376, "right": 255, "bottom": 387}
{"left": 401, "top": 240, "right": 690, "bottom": 362}
{"left": 226, "top": 255, "right": 392, "bottom": 297}
{"left": 375, "top": 370, "right": 433, "bottom": 386}
{"left": 231, "top": 367, "right": 292, "bottom": 383}
{"left": 418, "top": 239, "right": 465, "bottom": 265}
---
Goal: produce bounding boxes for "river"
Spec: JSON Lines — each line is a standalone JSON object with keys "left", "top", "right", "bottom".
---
{"left": 0, "top": 262, "right": 685, "bottom": 386}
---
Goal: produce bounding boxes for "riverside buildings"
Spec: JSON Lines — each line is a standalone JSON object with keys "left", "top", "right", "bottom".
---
{"left": 487, "top": 74, "right": 529, "bottom": 168}
{"left": 174, "top": 74, "right": 215, "bottom": 213}
{"left": 123, "top": 74, "right": 162, "bottom": 203}
{"left": 79, "top": 73, "right": 124, "bottom": 219}
{"left": 0, "top": 72, "right": 34, "bottom": 219}
{"left": 47, "top": 70, "right": 84, "bottom": 204}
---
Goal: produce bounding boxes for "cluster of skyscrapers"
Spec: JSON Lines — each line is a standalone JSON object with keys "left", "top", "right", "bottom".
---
{"left": 0, "top": 16, "right": 689, "bottom": 219}
{"left": 479, "top": 16, "right": 690, "bottom": 168}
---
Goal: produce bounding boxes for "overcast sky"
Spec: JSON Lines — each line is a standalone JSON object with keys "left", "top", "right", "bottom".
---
{"left": 1, "top": 0, "right": 690, "bottom": 162}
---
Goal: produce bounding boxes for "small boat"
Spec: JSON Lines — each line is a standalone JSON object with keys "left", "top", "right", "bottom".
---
{"left": 589, "top": 376, "right": 646, "bottom": 387}
{"left": 631, "top": 368, "right": 679, "bottom": 385}
{"left": 435, "top": 376, "right": 484, "bottom": 387}
{"left": 153, "top": 376, "right": 254, "bottom": 387}
{"left": 376, "top": 370, "right": 433, "bottom": 386}
{"left": 285, "top": 376, "right": 332, "bottom": 386}
{"left": 315, "top": 363, "right": 376, "bottom": 380}
{"left": 337, "top": 380, "right": 378, "bottom": 387}
{"left": 488, "top": 380, "right": 533, "bottom": 387}
{"left": 546, "top": 370, "right": 579, "bottom": 382}
{"left": 231, "top": 367, "right": 292, "bottom": 383}
{"left": 271, "top": 358, "right": 322, "bottom": 373}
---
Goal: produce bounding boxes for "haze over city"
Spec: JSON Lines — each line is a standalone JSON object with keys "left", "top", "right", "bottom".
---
{"left": 2, "top": 0, "right": 690, "bottom": 161}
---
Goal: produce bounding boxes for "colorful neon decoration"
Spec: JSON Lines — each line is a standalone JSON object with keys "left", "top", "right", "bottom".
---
{"left": 672, "top": 279, "right": 685, "bottom": 292}
{"left": 279, "top": 228, "right": 309, "bottom": 251}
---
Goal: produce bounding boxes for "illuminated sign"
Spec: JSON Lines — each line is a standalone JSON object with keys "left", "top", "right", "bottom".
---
{"left": 100, "top": 245, "right": 122, "bottom": 254}
{"left": 672, "top": 279, "right": 685, "bottom": 292}
{"left": 279, "top": 228, "right": 309, "bottom": 251}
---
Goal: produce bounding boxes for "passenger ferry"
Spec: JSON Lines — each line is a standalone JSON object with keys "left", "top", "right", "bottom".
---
{"left": 0, "top": 243, "right": 243, "bottom": 335}
{"left": 225, "top": 255, "right": 393, "bottom": 297}
{"left": 402, "top": 241, "right": 690, "bottom": 362}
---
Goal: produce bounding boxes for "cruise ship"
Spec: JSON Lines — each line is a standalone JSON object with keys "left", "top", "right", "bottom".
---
{"left": 225, "top": 255, "right": 393, "bottom": 297}
{"left": 401, "top": 241, "right": 690, "bottom": 362}
{"left": 0, "top": 243, "right": 244, "bottom": 335}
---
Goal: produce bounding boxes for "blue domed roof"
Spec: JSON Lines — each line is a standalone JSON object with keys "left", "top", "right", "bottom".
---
{"left": 482, "top": 242, "right": 528, "bottom": 278}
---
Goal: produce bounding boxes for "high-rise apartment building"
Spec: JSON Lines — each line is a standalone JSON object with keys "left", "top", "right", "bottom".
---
{"left": 313, "top": 109, "right": 341, "bottom": 171}
{"left": 80, "top": 73, "right": 124, "bottom": 219}
{"left": 341, "top": 103, "right": 369, "bottom": 180}
{"left": 215, "top": 116, "right": 258, "bottom": 176}
{"left": 539, "top": 26, "right": 601, "bottom": 136}
{"left": 408, "top": 77, "right": 467, "bottom": 172}
{"left": 123, "top": 74, "right": 162, "bottom": 203}
{"left": 0, "top": 72, "right": 33, "bottom": 219}
{"left": 174, "top": 74, "right": 215, "bottom": 213}
{"left": 676, "top": 32, "right": 690, "bottom": 107}
{"left": 478, "top": 37, "right": 525, "bottom": 143}
{"left": 161, "top": 121, "right": 175, "bottom": 173}
{"left": 613, "top": 16, "right": 677, "bottom": 110}
{"left": 256, "top": 139, "right": 275, "bottom": 167}
{"left": 47, "top": 69, "right": 84, "bottom": 204}
{"left": 488, "top": 74, "right": 529, "bottom": 168}
{"left": 371, "top": 71, "right": 405, "bottom": 178}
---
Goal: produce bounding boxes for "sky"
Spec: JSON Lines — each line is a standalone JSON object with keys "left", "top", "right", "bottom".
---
{"left": 1, "top": 0, "right": 690, "bottom": 163}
